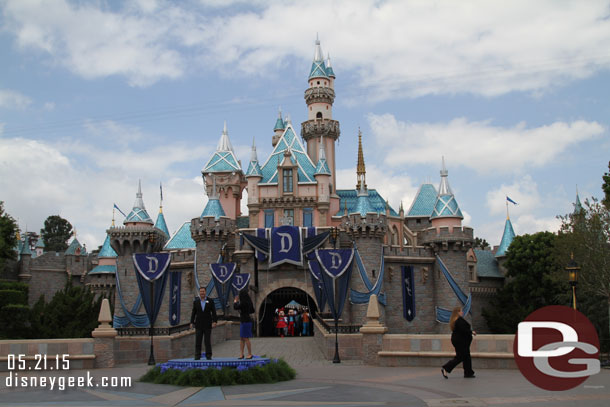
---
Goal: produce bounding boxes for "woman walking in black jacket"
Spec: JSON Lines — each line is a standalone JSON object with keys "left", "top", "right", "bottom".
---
{"left": 441, "top": 306, "right": 476, "bottom": 378}
{"left": 233, "top": 289, "right": 255, "bottom": 359}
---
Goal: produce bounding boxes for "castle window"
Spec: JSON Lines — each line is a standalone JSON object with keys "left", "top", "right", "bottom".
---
{"left": 264, "top": 210, "right": 275, "bottom": 228}
{"left": 283, "top": 169, "right": 293, "bottom": 193}
{"left": 469, "top": 265, "right": 477, "bottom": 282}
{"left": 317, "top": 81, "right": 320, "bottom": 85}
{"left": 316, "top": 112, "right": 323, "bottom": 119}
{"left": 303, "top": 208, "right": 313, "bottom": 227}
{"left": 283, "top": 209, "right": 294, "bottom": 226}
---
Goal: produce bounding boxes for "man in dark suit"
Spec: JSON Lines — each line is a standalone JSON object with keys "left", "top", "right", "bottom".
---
{"left": 190, "top": 286, "right": 218, "bottom": 360}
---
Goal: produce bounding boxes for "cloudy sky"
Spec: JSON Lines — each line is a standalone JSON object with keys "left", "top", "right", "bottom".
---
{"left": 1, "top": 0, "right": 609, "bottom": 251}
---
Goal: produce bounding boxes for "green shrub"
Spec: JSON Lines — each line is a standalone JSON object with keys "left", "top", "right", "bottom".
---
{"left": 0, "top": 281, "right": 28, "bottom": 294}
{"left": 0, "top": 289, "right": 27, "bottom": 308}
{"left": 0, "top": 304, "right": 30, "bottom": 339}
{"left": 140, "top": 359, "right": 295, "bottom": 387}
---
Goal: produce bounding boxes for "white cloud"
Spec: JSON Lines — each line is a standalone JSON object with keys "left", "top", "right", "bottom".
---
{"left": 482, "top": 174, "right": 563, "bottom": 245}
{"left": 0, "top": 89, "right": 32, "bottom": 109}
{"left": 0, "top": 127, "right": 213, "bottom": 250}
{"left": 368, "top": 114, "right": 604, "bottom": 173}
{"left": 4, "top": 1, "right": 610, "bottom": 96}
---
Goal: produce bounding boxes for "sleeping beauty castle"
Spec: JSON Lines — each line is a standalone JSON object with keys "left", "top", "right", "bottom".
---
{"left": 16, "top": 38, "right": 515, "bottom": 341}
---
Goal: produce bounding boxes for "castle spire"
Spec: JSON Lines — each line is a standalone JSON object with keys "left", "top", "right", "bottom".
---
{"left": 431, "top": 158, "right": 463, "bottom": 220}
{"left": 217, "top": 121, "right": 234, "bottom": 152}
{"left": 356, "top": 128, "right": 367, "bottom": 190}
{"left": 124, "top": 180, "right": 154, "bottom": 225}
{"left": 154, "top": 182, "right": 169, "bottom": 236}
{"left": 438, "top": 156, "right": 452, "bottom": 195}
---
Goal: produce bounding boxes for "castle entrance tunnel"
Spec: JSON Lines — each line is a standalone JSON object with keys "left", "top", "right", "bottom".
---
{"left": 257, "top": 287, "right": 318, "bottom": 337}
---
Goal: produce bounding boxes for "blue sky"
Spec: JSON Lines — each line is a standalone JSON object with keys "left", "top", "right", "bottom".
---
{"left": 1, "top": 0, "right": 609, "bottom": 251}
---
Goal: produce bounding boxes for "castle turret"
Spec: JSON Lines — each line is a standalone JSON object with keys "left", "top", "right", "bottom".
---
{"left": 301, "top": 37, "right": 340, "bottom": 195}
{"left": 201, "top": 122, "right": 246, "bottom": 220}
{"left": 272, "top": 108, "right": 285, "bottom": 147}
{"left": 246, "top": 138, "right": 263, "bottom": 227}
{"left": 154, "top": 183, "right": 170, "bottom": 237}
{"left": 314, "top": 137, "right": 331, "bottom": 225}
{"left": 18, "top": 233, "right": 32, "bottom": 282}
{"left": 430, "top": 158, "right": 463, "bottom": 231}
{"left": 495, "top": 216, "right": 515, "bottom": 258}
{"left": 124, "top": 180, "right": 154, "bottom": 226}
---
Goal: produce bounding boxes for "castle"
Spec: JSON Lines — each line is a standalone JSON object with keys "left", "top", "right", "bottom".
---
{"left": 14, "top": 38, "right": 517, "bottom": 335}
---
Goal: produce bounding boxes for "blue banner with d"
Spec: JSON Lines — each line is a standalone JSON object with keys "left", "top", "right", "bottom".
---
{"left": 270, "top": 226, "right": 302, "bottom": 267}
{"left": 315, "top": 249, "right": 354, "bottom": 319}
{"left": 133, "top": 253, "right": 171, "bottom": 326}
{"left": 210, "top": 262, "right": 236, "bottom": 310}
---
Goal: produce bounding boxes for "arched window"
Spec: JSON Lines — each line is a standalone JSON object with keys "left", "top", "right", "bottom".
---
{"left": 316, "top": 112, "right": 323, "bottom": 119}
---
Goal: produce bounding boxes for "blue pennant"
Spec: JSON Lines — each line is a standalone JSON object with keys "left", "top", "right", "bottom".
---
{"left": 231, "top": 273, "right": 251, "bottom": 293}
{"left": 210, "top": 263, "right": 236, "bottom": 284}
{"left": 315, "top": 249, "right": 355, "bottom": 279}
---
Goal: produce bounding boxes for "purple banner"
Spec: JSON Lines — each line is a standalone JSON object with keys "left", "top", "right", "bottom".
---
{"left": 231, "top": 273, "right": 251, "bottom": 292}
{"left": 170, "top": 271, "right": 181, "bottom": 326}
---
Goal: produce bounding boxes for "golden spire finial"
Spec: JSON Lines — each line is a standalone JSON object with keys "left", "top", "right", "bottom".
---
{"left": 356, "top": 128, "right": 367, "bottom": 190}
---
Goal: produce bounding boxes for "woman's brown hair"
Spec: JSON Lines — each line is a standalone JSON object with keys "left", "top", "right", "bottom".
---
{"left": 449, "top": 307, "right": 462, "bottom": 331}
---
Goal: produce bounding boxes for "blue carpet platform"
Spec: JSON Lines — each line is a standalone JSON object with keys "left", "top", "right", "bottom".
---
{"left": 159, "top": 356, "right": 270, "bottom": 372}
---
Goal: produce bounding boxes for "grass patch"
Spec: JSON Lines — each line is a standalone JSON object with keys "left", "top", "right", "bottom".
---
{"left": 140, "top": 359, "right": 296, "bottom": 387}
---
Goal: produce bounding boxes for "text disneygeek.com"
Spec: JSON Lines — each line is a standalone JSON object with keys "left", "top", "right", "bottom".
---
{"left": 5, "top": 371, "right": 132, "bottom": 391}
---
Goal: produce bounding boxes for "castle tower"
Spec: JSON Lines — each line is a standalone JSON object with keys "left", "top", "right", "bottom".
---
{"left": 421, "top": 159, "right": 473, "bottom": 332}
{"left": 201, "top": 122, "right": 246, "bottom": 220}
{"left": 495, "top": 215, "right": 515, "bottom": 258}
{"left": 314, "top": 137, "right": 332, "bottom": 225}
{"left": 301, "top": 37, "right": 340, "bottom": 195}
{"left": 272, "top": 108, "right": 285, "bottom": 147}
{"left": 245, "top": 138, "right": 263, "bottom": 227}
{"left": 18, "top": 233, "right": 32, "bottom": 283}
{"left": 155, "top": 183, "right": 170, "bottom": 237}
{"left": 108, "top": 181, "right": 167, "bottom": 326}
{"left": 430, "top": 158, "right": 463, "bottom": 231}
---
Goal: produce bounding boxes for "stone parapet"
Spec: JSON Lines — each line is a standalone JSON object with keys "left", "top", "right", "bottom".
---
{"left": 190, "top": 217, "right": 236, "bottom": 242}
{"left": 419, "top": 226, "right": 474, "bottom": 250}
{"left": 341, "top": 213, "right": 388, "bottom": 239}
{"left": 303, "top": 88, "right": 336, "bottom": 109}
{"left": 301, "top": 118, "right": 340, "bottom": 141}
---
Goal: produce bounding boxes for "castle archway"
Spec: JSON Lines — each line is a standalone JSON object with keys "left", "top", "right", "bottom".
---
{"left": 257, "top": 286, "right": 318, "bottom": 337}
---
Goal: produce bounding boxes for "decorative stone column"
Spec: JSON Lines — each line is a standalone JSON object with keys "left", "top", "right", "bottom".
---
{"left": 359, "top": 294, "right": 387, "bottom": 365}
{"left": 92, "top": 299, "right": 117, "bottom": 368}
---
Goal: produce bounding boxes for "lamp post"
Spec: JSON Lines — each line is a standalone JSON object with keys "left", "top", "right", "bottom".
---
{"left": 565, "top": 253, "right": 580, "bottom": 311}
{"left": 147, "top": 232, "right": 156, "bottom": 365}
{"left": 330, "top": 226, "right": 341, "bottom": 364}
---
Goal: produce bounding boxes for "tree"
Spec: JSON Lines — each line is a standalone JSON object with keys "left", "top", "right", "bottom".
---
{"left": 31, "top": 280, "right": 103, "bottom": 339}
{"left": 557, "top": 197, "right": 610, "bottom": 350}
{"left": 0, "top": 202, "right": 18, "bottom": 260}
{"left": 473, "top": 237, "right": 490, "bottom": 250}
{"left": 603, "top": 161, "right": 610, "bottom": 209}
{"left": 483, "top": 232, "right": 568, "bottom": 333}
{"left": 40, "top": 215, "right": 72, "bottom": 252}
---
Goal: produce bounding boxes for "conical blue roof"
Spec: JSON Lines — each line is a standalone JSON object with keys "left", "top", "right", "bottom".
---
{"left": 35, "top": 238, "right": 45, "bottom": 249}
{"left": 20, "top": 235, "right": 32, "bottom": 255}
{"left": 496, "top": 217, "right": 515, "bottom": 257}
{"left": 574, "top": 192, "right": 584, "bottom": 214}
{"left": 98, "top": 234, "right": 117, "bottom": 258}
{"left": 315, "top": 158, "right": 331, "bottom": 175}
{"left": 274, "top": 116, "right": 285, "bottom": 131}
{"left": 430, "top": 159, "right": 463, "bottom": 219}
{"left": 335, "top": 189, "right": 398, "bottom": 216}
{"left": 202, "top": 123, "right": 242, "bottom": 173}
{"left": 407, "top": 183, "right": 438, "bottom": 216}
{"left": 155, "top": 211, "right": 169, "bottom": 236}
{"left": 124, "top": 180, "right": 154, "bottom": 225}
{"left": 164, "top": 222, "right": 196, "bottom": 250}
{"left": 309, "top": 38, "right": 329, "bottom": 79}
{"left": 201, "top": 198, "right": 226, "bottom": 220}
{"left": 246, "top": 160, "right": 263, "bottom": 177}
{"left": 355, "top": 193, "right": 375, "bottom": 216}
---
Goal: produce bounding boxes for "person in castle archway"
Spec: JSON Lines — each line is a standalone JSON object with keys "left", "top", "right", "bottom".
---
{"left": 441, "top": 307, "right": 476, "bottom": 379}
{"left": 233, "top": 288, "right": 255, "bottom": 359}
{"left": 190, "top": 286, "right": 217, "bottom": 360}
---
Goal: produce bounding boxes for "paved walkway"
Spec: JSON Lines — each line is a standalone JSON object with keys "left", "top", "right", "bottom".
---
{"left": 1, "top": 337, "right": 609, "bottom": 406}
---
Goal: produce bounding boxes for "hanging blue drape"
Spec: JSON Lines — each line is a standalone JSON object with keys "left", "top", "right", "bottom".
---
{"left": 349, "top": 244, "right": 386, "bottom": 306}
{"left": 434, "top": 255, "right": 472, "bottom": 323}
{"left": 210, "top": 263, "right": 236, "bottom": 311}
{"left": 307, "top": 253, "right": 327, "bottom": 312}
{"left": 113, "top": 270, "right": 149, "bottom": 328}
